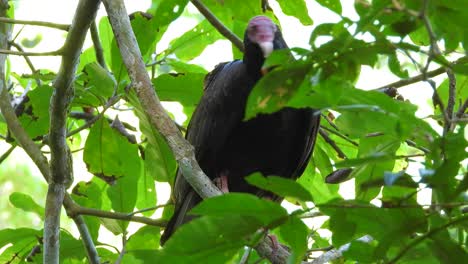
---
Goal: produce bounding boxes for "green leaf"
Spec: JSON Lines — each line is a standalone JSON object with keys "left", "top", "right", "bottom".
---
{"left": 84, "top": 118, "right": 141, "bottom": 218}
{"left": 353, "top": 136, "right": 400, "bottom": 201}
{"left": 156, "top": 215, "right": 262, "bottom": 264}
{"left": 320, "top": 199, "right": 427, "bottom": 255}
{"left": 165, "top": 58, "right": 208, "bottom": 74}
{"left": 245, "top": 173, "right": 313, "bottom": 202}
{"left": 136, "top": 168, "right": 157, "bottom": 217}
{"left": 82, "top": 62, "right": 116, "bottom": 99}
{"left": 169, "top": 20, "right": 223, "bottom": 61}
{"left": 71, "top": 179, "right": 104, "bottom": 240}
{"left": 9, "top": 192, "right": 44, "bottom": 220}
{"left": 316, "top": 0, "right": 342, "bottom": 15}
{"left": 153, "top": 73, "right": 204, "bottom": 107}
{"left": 127, "top": 91, "right": 176, "bottom": 183}
{"left": 0, "top": 228, "right": 41, "bottom": 262}
{"left": 127, "top": 225, "right": 161, "bottom": 251}
{"left": 297, "top": 162, "right": 340, "bottom": 204}
{"left": 191, "top": 193, "right": 288, "bottom": 226}
{"left": 245, "top": 61, "right": 311, "bottom": 120}
{"left": 278, "top": 216, "right": 309, "bottom": 264}
{"left": 277, "top": 0, "right": 313, "bottom": 25}
{"left": 18, "top": 85, "right": 53, "bottom": 138}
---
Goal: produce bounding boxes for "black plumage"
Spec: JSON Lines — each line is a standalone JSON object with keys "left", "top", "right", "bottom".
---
{"left": 160, "top": 16, "right": 320, "bottom": 245}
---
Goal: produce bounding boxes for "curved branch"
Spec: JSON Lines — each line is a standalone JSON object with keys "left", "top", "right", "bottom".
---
{"left": 189, "top": 0, "right": 244, "bottom": 52}
{"left": 0, "top": 17, "right": 69, "bottom": 30}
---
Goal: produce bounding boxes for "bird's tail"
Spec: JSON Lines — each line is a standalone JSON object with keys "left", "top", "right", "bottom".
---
{"left": 160, "top": 190, "right": 200, "bottom": 246}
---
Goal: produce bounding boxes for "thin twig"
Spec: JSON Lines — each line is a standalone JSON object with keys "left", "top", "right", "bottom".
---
{"left": 320, "top": 126, "right": 359, "bottom": 147}
{"left": 445, "top": 69, "right": 456, "bottom": 132}
{"left": 405, "top": 139, "right": 430, "bottom": 153}
{"left": 8, "top": 42, "right": 41, "bottom": 86}
{"left": 115, "top": 234, "right": 127, "bottom": 264}
{"left": 455, "top": 98, "right": 468, "bottom": 119}
{"left": 0, "top": 17, "right": 69, "bottom": 30}
{"left": 190, "top": 0, "right": 244, "bottom": 52}
{"left": 90, "top": 20, "right": 107, "bottom": 70}
{"left": 0, "top": 144, "right": 16, "bottom": 163}
{"left": 373, "top": 56, "right": 468, "bottom": 91}
{"left": 0, "top": 48, "right": 62, "bottom": 56}
{"left": 319, "top": 128, "right": 347, "bottom": 159}
{"left": 67, "top": 203, "right": 167, "bottom": 227}
{"left": 126, "top": 203, "right": 171, "bottom": 217}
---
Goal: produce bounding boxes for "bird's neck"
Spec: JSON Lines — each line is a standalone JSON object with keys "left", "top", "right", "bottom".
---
{"left": 243, "top": 44, "right": 265, "bottom": 81}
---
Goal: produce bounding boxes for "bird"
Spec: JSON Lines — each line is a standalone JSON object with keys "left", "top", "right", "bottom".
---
{"left": 160, "top": 15, "right": 320, "bottom": 245}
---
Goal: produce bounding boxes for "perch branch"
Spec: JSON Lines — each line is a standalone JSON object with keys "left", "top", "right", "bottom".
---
{"left": 102, "top": 0, "right": 287, "bottom": 263}
{"left": 189, "top": 0, "right": 244, "bottom": 52}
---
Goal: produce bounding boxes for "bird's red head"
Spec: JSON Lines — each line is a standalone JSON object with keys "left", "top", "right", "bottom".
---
{"left": 246, "top": 16, "right": 277, "bottom": 58}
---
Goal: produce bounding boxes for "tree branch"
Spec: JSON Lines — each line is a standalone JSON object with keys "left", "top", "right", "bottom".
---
{"left": 0, "top": 144, "right": 16, "bottom": 163}
{"left": 189, "top": 0, "right": 244, "bottom": 52}
{"left": 46, "top": 0, "right": 100, "bottom": 263}
{"left": 0, "top": 3, "right": 99, "bottom": 263}
{"left": 0, "top": 48, "right": 62, "bottom": 56}
{"left": 65, "top": 201, "right": 167, "bottom": 227}
{"left": 90, "top": 20, "right": 107, "bottom": 69}
{"left": 445, "top": 69, "right": 456, "bottom": 132}
{"left": 9, "top": 41, "right": 41, "bottom": 86}
{"left": 318, "top": 128, "right": 347, "bottom": 159}
{"left": 373, "top": 56, "right": 468, "bottom": 91}
{"left": 102, "top": 1, "right": 288, "bottom": 262}
{"left": 0, "top": 17, "right": 69, "bottom": 30}
{"left": 0, "top": 55, "right": 100, "bottom": 264}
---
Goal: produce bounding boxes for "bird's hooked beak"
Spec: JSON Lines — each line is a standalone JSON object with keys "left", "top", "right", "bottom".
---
{"left": 259, "top": 41, "right": 274, "bottom": 75}
{"left": 258, "top": 41, "right": 274, "bottom": 58}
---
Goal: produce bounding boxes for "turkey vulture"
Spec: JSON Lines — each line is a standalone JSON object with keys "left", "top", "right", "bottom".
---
{"left": 160, "top": 16, "right": 320, "bottom": 245}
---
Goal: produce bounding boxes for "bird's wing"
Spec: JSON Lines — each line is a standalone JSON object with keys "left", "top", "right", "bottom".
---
{"left": 161, "top": 60, "right": 253, "bottom": 245}
{"left": 291, "top": 110, "right": 321, "bottom": 178}
{"left": 186, "top": 60, "right": 252, "bottom": 165}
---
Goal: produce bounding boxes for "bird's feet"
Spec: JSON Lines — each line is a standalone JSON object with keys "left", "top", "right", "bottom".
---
{"left": 213, "top": 172, "right": 229, "bottom": 193}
